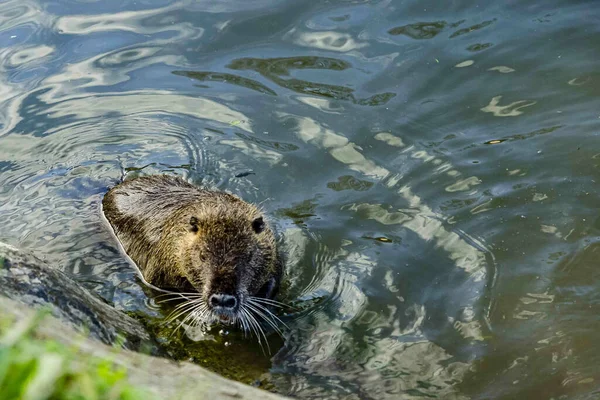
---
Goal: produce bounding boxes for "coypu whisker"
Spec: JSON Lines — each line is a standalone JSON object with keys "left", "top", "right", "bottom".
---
{"left": 156, "top": 297, "right": 188, "bottom": 304}
{"left": 245, "top": 302, "right": 285, "bottom": 339}
{"left": 246, "top": 309, "right": 283, "bottom": 340}
{"left": 247, "top": 299, "right": 289, "bottom": 329}
{"left": 241, "top": 305, "right": 270, "bottom": 354}
{"left": 242, "top": 310, "right": 265, "bottom": 354}
{"left": 154, "top": 292, "right": 185, "bottom": 299}
{"left": 166, "top": 300, "right": 205, "bottom": 324}
{"left": 174, "top": 291, "right": 208, "bottom": 296}
{"left": 171, "top": 312, "right": 196, "bottom": 335}
{"left": 167, "top": 306, "right": 200, "bottom": 324}
{"left": 191, "top": 307, "right": 211, "bottom": 331}
{"left": 238, "top": 308, "right": 254, "bottom": 334}
{"left": 252, "top": 317, "right": 271, "bottom": 354}
{"left": 154, "top": 293, "right": 182, "bottom": 300}
{"left": 247, "top": 296, "right": 290, "bottom": 309}
{"left": 154, "top": 292, "right": 191, "bottom": 303}
{"left": 169, "top": 299, "right": 203, "bottom": 315}
{"left": 238, "top": 308, "right": 252, "bottom": 337}
{"left": 153, "top": 291, "right": 204, "bottom": 302}
{"left": 172, "top": 298, "right": 205, "bottom": 312}
{"left": 238, "top": 312, "right": 251, "bottom": 338}
{"left": 156, "top": 293, "right": 203, "bottom": 305}
{"left": 173, "top": 304, "right": 209, "bottom": 335}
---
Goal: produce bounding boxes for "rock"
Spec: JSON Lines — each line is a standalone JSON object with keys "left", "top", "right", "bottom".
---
{"left": 0, "top": 242, "right": 151, "bottom": 350}
{"left": 0, "top": 242, "right": 291, "bottom": 399}
{"left": 0, "top": 295, "right": 290, "bottom": 400}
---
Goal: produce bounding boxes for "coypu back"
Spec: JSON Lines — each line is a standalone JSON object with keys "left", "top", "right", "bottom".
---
{"left": 102, "top": 175, "right": 282, "bottom": 311}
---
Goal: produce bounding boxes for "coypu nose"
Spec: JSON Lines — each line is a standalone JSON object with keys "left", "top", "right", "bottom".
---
{"left": 209, "top": 293, "right": 237, "bottom": 310}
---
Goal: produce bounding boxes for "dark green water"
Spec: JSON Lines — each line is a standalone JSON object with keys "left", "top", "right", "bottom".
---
{"left": 1, "top": 0, "right": 600, "bottom": 398}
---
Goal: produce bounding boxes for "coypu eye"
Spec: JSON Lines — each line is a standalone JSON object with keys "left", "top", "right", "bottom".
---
{"left": 189, "top": 216, "right": 199, "bottom": 233}
{"left": 252, "top": 217, "right": 265, "bottom": 234}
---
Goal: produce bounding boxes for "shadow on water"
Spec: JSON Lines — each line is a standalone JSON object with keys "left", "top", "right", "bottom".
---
{"left": 175, "top": 55, "right": 396, "bottom": 106}
{"left": 388, "top": 18, "right": 497, "bottom": 40}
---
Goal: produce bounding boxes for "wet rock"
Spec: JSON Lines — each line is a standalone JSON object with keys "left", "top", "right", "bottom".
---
{"left": 0, "top": 242, "right": 290, "bottom": 398}
{"left": 0, "top": 295, "right": 290, "bottom": 400}
{"left": 0, "top": 242, "right": 150, "bottom": 350}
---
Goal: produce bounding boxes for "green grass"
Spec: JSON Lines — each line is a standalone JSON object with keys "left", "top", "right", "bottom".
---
{"left": 0, "top": 310, "right": 155, "bottom": 400}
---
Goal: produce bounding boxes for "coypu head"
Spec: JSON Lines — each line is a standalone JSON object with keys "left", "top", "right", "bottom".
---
{"left": 176, "top": 198, "right": 280, "bottom": 327}
{"left": 103, "top": 174, "right": 285, "bottom": 342}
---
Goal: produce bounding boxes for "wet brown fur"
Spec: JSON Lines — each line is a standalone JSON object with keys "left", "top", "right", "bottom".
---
{"left": 102, "top": 175, "right": 281, "bottom": 303}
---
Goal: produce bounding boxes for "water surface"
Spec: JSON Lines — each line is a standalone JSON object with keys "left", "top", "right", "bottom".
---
{"left": 1, "top": 0, "right": 600, "bottom": 398}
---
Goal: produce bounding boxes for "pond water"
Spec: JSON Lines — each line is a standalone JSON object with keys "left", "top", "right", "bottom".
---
{"left": 1, "top": 0, "right": 600, "bottom": 398}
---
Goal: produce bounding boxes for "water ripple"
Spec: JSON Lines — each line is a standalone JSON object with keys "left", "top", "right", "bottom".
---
{"left": 1, "top": 0, "right": 600, "bottom": 398}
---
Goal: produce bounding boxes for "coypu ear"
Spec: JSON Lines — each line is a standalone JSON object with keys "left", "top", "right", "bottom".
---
{"left": 252, "top": 216, "right": 265, "bottom": 234}
{"left": 189, "top": 216, "right": 199, "bottom": 233}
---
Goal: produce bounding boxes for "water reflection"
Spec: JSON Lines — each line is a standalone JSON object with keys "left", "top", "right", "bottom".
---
{"left": 387, "top": 18, "right": 495, "bottom": 40}
{"left": 286, "top": 30, "right": 367, "bottom": 52}
{"left": 174, "top": 70, "right": 277, "bottom": 95}
{"left": 224, "top": 56, "right": 396, "bottom": 106}
{"left": 481, "top": 95, "right": 537, "bottom": 117}
{"left": 1, "top": 0, "right": 600, "bottom": 398}
{"left": 55, "top": 3, "right": 203, "bottom": 41}
{"left": 388, "top": 21, "right": 451, "bottom": 39}
{"left": 267, "top": 113, "right": 493, "bottom": 397}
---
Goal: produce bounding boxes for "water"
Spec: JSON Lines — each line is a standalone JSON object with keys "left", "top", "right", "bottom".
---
{"left": 1, "top": 0, "right": 599, "bottom": 398}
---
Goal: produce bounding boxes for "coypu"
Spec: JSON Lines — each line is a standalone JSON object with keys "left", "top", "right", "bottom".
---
{"left": 102, "top": 175, "right": 283, "bottom": 333}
